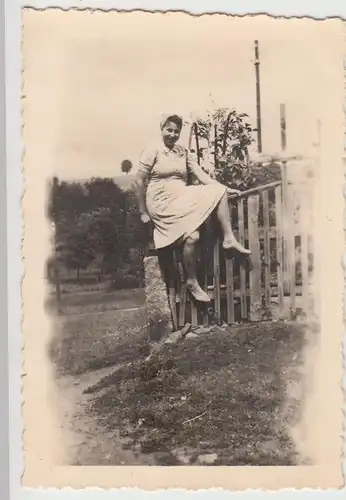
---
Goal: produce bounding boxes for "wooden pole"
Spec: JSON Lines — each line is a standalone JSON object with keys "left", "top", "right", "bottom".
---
{"left": 254, "top": 40, "right": 262, "bottom": 153}
{"left": 194, "top": 122, "right": 201, "bottom": 165}
{"left": 214, "top": 123, "right": 218, "bottom": 168}
{"left": 280, "top": 103, "right": 287, "bottom": 151}
{"left": 222, "top": 112, "right": 231, "bottom": 155}
{"left": 280, "top": 104, "right": 288, "bottom": 201}
{"left": 188, "top": 123, "right": 194, "bottom": 151}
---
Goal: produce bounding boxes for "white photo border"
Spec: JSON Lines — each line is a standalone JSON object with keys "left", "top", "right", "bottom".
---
{"left": 5, "top": 1, "right": 346, "bottom": 499}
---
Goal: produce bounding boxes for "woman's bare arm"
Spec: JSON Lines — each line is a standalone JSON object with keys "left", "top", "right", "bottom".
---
{"left": 189, "top": 160, "right": 241, "bottom": 196}
{"left": 134, "top": 170, "right": 151, "bottom": 221}
{"left": 191, "top": 164, "right": 218, "bottom": 186}
{"left": 186, "top": 150, "right": 220, "bottom": 186}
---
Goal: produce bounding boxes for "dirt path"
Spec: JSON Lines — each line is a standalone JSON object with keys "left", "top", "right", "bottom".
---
{"left": 55, "top": 365, "right": 152, "bottom": 465}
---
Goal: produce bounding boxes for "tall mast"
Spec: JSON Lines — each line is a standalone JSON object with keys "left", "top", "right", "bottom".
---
{"left": 254, "top": 40, "right": 262, "bottom": 153}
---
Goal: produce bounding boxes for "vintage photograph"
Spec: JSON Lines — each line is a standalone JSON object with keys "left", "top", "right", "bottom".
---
{"left": 21, "top": 9, "right": 344, "bottom": 490}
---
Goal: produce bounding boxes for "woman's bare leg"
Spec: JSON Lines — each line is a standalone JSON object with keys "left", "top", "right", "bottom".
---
{"left": 216, "top": 193, "right": 251, "bottom": 254}
{"left": 216, "top": 193, "right": 234, "bottom": 238}
{"left": 183, "top": 231, "right": 210, "bottom": 302}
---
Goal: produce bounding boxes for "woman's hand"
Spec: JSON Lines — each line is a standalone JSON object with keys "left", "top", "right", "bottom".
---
{"left": 140, "top": 212, "right": 151, "bottom": 224}
{"left": 226, "top": 187, "right": 242, "bottom": 197}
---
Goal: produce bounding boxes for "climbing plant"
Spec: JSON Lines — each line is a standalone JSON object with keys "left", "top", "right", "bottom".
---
{"left": 195, "top": 107, "right": 281, "bottom": 190}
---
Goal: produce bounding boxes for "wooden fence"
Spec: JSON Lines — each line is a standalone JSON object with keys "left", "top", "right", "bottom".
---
{"left": 156, "top": 170, "right": 315, "bottom": 329}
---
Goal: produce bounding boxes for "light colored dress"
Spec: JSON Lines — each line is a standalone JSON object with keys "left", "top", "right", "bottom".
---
{"left": 139, "top": 143, "right": 226, "bottom": 249}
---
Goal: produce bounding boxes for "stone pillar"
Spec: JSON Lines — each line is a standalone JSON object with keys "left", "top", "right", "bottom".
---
{"left": 144, "top": 255, "right": 173, "bottom": 342}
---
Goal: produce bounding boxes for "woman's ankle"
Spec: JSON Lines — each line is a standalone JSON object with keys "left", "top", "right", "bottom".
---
{"left": 223, "top": 233, "right": 235, "bottom": 242}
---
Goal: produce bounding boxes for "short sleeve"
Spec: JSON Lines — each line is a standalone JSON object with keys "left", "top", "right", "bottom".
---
{"left": 138, "top": 147, "right": 157, "bottom": 175}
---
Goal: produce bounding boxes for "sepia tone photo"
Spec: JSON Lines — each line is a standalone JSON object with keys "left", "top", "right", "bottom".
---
{"left": 21, "top": 9, "right": 344, "bottom": 490}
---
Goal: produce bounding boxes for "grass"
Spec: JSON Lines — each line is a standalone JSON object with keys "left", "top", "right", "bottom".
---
{"left": 49, "top": 289, "right": 315, "bottom": 466}
{"left": 50, "top": 306, "right": 149, "bottom": 376}
{"left": 84, "top": 321, "right": 309, "bottom": 466}
{"left": 46, "top": 286, "right": 145, "bottom": 316}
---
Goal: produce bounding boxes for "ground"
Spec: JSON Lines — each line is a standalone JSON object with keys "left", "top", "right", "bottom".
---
{"left": 48, "top": 286, "right": 317, "bottom": 466}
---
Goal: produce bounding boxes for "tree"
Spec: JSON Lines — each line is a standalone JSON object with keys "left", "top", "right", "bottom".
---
{"left": 56, "top": 228, "right": 94, "bottom": 282}
{"left": 47, "top": 177, "right": 88, "bottom": 224}
{"left": 84, "top": 177, "right": 124, "bottom": 208}
{"left": 121, "top": 159, "right": 133, "bottom": 175}
{"left": 47, "top": 177, "right": 127, "bottom": 280}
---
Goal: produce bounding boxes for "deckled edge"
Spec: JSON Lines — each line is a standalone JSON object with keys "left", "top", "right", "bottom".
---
{"left": 20, "top": 6, "right": 346, "bottom": 21}
{"left": 19, "top": 8, "right": 346, "bottom": 494}
{"left": 20, "top": 4, "right": 26, "bottom": 487}
{"left": 342, "top": 18, "right": 346, "bottom": 488}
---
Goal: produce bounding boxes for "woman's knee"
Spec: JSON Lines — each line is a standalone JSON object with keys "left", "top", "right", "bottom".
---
{"left": 186, "top": 231, "right": 200, "bottom": 245}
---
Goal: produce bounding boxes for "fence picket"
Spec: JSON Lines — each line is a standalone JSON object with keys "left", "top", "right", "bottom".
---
{"left": 281, "top": 162, "right": 289, "bottom": 294}
{"left": 168, "top": 287, "right": 178, "bottom": 331}
{"left": 237, "top": 198, "right": 247, "bottom": 319}
{"left": 287, "top": 188, "right": 296, "bottom": 317}
{"left": 300, "top": 197, "right": 309, "bottom": 315}
{"left": 190, "top": 298, "right": 198, "bottom": 327}
{"left": 275, "top": 186, "right": 284, "bottom": 315}
{"left": 202, "top": 225, "right": 210, "bottom": 326}
{"left": 169, "top": 177, "right": 312, "bottom": 326}
{"left": 213, "top": 239, "right": 221, "bottom": 324}
{"left": 203, "top": 272, "right": 209, "bottom": 326}
{"left": 248, "top": 195, "right": 262, "bottom": 320}
{"left": 262, "top": 190, "right": 271, "bottom": 310}
{"left": 225, "top": 257, "right": 235, "bottom": 323}
{"left": 178, "top": 284, "right": 187, "bottom": 327}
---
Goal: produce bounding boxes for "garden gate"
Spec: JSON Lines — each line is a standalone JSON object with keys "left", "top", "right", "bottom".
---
{"left": 149, "top": 159, "right": 316, "bottom": 329}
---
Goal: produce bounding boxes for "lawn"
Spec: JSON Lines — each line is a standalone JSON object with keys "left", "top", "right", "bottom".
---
{"left": 46, "top": 286, "right": 145, "bottom": 316}
{"left": 50, "top": 306, "right": 148, "bottom": 376}
{"left": 49, "top": 289, "right": 316, "bottom": 466}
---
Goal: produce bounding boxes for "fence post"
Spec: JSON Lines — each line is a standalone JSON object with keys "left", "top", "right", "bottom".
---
{"left": 237, "top": 198, "right": 247, "bottom": 319}
{"left": 287, "top": 186, "right": 296, "bottom": 318}
{"left": 275, "top": 185, "right": 285, "bottom": 316}
{"left": 280, "top": 104, "right": 289, "bottom": 294}
{"left": 262, "top": 190, "right": 271, "bottom": 310}
{"left": 225, "top": 255, "right": 235, "bottom": 324}
{"left": 213, "top": 239, "right": 221, "bottom": 324}
{"left": 248, "top": 195, "right": 262, "bottom": 320}
{"left": 300, "top": 195, "right": 309, "bottom": 316}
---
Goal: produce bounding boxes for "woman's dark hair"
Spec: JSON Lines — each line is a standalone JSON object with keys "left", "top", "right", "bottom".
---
{"left": 162, "top": 114, "right": 183, "bottom": 130}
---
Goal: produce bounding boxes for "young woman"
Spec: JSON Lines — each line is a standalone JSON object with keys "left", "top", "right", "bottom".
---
{"left": 135, "top": 114, "right": 251, "bottom": 302}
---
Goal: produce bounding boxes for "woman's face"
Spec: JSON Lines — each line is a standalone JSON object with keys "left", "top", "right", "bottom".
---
{"left": 161, "top": 120, "right": 181, "bottom": 148}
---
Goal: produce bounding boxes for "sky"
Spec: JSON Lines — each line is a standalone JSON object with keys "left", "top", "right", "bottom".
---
{"left": 23, "top": 11, "right": 341, "bottom": 180}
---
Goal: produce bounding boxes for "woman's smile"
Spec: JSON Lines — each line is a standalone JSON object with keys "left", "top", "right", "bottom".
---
{"left": 165, "top": 136, "right": 176, "bottom": 146}
{"left": 162, "top": 120, "right": 181, "bottom": 147}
